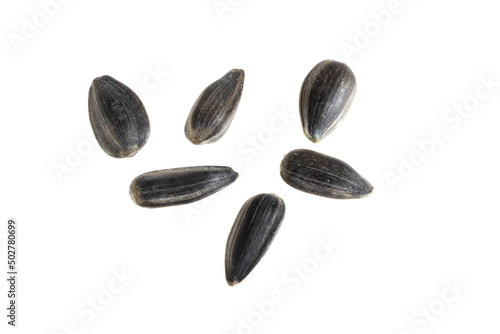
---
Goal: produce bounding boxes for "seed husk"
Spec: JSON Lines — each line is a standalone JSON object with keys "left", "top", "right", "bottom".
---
{"left": 225, "top": 193, "right": 285, "bottom": 286}
{"left": 185, "top": 69, "right": 245, "bottom": 145}
{"left": 89, "top": 75, "right": 150, "bottom": 158}
{"left": 129, "top": 166, "right": 238, "bottom": 208}
{"left": 280, "top": 149, "right": 373, "bottom": 199}
{"left": 299, "top": 60, "right": 356, "bottom": 143}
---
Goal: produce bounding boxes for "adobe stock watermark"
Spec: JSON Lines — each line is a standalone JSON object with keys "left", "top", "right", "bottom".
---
{"left": 385, "top": 74, "right": 499, "bottom": 191}
{"left": 236, "top": 105, "right": 296, "bottom": 163}
{"left": 133, "top": 64, "right": 169, "bottom": 100}
{"left": 340, "top": 0, "right": 416, "bottom": 62}
{"left": 51, "top": 65, "right": 168, "bottom": 183}
{"left": 7, "top": 0, "right": 72, "bottom": 54}
{"left": 47, "top": 267, "right": 134, "bottom": 334}
{"left": 178, "top": 105, "right": 295, "bottom": 224}
{"left": 221, "top": 236, "right": 340, "bottom": 334}
{"left": 213, "top": 0, "right": 245, "bottom": 21}
{"left": 397, "top": 278, "right": 466, "bottom": 334}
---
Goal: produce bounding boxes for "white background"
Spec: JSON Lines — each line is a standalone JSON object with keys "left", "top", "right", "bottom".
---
{"left": 1, "top": 0, "right": 500, "bottom": 333}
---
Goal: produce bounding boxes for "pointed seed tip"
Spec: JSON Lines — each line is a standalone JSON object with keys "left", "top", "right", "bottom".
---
{"left": 188, "top": 137, "right": 203, "bottom": 145}
{"left": 227, "top": 280, "right": 239, "bottom": 287}
{"left": 307, "top": 134, "right": 320, "bottom": 143}
{"left": 303, "top": 129, "right": 321, "bottom": 143}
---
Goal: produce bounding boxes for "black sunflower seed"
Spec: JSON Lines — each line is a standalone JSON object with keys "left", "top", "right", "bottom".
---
{"left": 225, "top": 193, "right": 285, "bottom": 286}
{"left": 299, "top": 60, "right": 356, "bottom": 143}
{"left": 185, "top": 69, "right": 245, "bottom": 145}
{"left": 280, "top": 149, "right": 373, "bottom": 199}
{"left": 89, "top": 75, "right": 150, "bottom": 158}
{"left": 129, "top": 166, "right": 238, "bottom": 208}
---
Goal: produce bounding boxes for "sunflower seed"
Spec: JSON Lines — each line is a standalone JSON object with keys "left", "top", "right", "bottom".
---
{"left": 185, "top": 69, "right": 245, "bottom": 145}
{"left": 299, "top": 60, "right": 356, "bottom": 143}
{"left": 225, "top": 193, "right": 285, "bottom": 286}
{"left": 280, "top": 149, "right": 373, "bottom": 199}
{"left": 89, "top": 75, "right": 150, "bottom": 158}
{"left": 129, "top": 166, "right": 238, "bottom": 208}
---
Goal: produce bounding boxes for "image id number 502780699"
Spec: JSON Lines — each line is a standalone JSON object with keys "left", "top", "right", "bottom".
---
{"left": 6, "top": 218, "right": 17, "bottom": 326}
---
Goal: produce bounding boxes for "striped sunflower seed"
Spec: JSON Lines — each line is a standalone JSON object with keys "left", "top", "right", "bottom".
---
{"left": 129, "top": 166, "right": 238, "bottom": 208}
{"left": 280, "top": 149, "right": 373, "bottom": 199}
{"left": 300, "top": 60, "right": 356, "bottom": 143}
{"left": 185, "top": 69, "right": 245, "bottom": 145}
{"left": 89, "top": 75, "right": 150, "bottom": 158}
{"left": 225, "top": 193, "right": 285, "bottom": 286}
